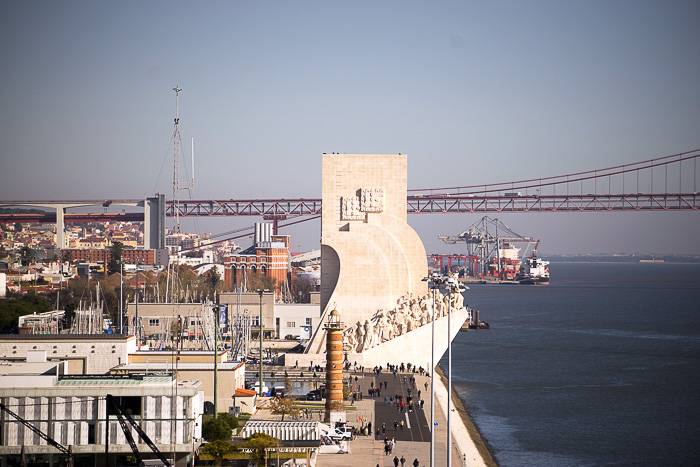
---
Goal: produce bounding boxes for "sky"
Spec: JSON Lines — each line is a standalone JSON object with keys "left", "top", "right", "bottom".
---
{"left": 1, "top": 1, "right": 699, "bottom": 255}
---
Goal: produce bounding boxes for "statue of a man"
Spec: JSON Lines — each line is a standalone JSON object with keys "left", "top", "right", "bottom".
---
{"left": 363, "top": 319, "right": 376, "bottom": 349}
{"left": 355, "top": 321, "right": 365, "bottom": 352}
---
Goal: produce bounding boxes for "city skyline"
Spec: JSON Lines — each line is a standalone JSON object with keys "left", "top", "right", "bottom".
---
{"left": 1, "top": 1, "right": 699, "bottom": 255}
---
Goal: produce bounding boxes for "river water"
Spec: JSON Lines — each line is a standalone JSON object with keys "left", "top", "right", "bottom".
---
{"left": 445, "top": 262, "right": 700, "bottom": 466}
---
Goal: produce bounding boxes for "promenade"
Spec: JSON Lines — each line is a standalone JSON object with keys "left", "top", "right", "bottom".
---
{"left": 250, "top": 367, "right": 491, "bottom": 467}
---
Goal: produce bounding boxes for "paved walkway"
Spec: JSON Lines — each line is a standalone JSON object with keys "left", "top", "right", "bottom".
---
{"left": 312, "top": 368, "right": 470, "bottom": 467}
{"left": 246, "top": 367, "right": 481, "bottom": 467}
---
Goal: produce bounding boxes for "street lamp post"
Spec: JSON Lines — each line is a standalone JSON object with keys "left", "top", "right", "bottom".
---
{"left": 255, "top": 289, "right": 269, "bottom": 396}
{"left": 214, "top": 301, "right": 219, "bottom": 418}
{"left": 445, "top": 275, "right": 466, "bottom": 467}
{"left": 120, "top": 262, "right": 123, "bottom": 334}
{"left": 423, "top": 272, "right": 445, "bottom": 467}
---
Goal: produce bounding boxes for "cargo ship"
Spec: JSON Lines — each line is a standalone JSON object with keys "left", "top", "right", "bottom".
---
{"left": 486, "top": 243, "right": 521, "bottom": 280}
{"left": 516, "top": 256, "right": 550, "bottom": 285}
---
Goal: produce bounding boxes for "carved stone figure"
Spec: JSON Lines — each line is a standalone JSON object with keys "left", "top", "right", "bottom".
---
{"left": 354, "top": 321, "right": 365, "bottom": 352}
{"left": 363, "top": 319, "right": 376, "bottom": 350}
{"left": 343, "top": 283, "right": 471, "bottom": 354}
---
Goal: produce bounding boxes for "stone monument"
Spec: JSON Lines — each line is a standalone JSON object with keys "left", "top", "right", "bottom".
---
{"left": 303, "top": 154, "right": 469, "bottom": 368}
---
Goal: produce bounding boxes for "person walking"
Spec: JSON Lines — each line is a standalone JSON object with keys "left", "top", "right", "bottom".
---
{"left": 413, "top": 458, "right": 420, "bottom": 467}
{"left": 394, "top": 419, "right": 399, "bottom": 431}
{"left": 400, "top": 455, "right": 406, "bottom": 466}
{"left": 382, "top": 421, "right": 386, "bottom": 434}
{"left": 400, "top": 419, "right": 405, "bottom": 431}
{"left": 393, "top": 456, "right": 400, "bottom": 467}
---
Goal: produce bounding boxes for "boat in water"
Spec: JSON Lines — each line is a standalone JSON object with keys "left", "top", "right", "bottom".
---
{"left": 516, "top": 256, "right": 550, "bottom": 285}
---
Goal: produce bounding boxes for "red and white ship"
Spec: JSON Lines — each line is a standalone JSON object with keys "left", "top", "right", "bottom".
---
{"left": 515, "top": 240, "right": 550, "bottom": 285}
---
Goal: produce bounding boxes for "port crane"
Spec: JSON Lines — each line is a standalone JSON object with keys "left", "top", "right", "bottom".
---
{"left": 439, "top": 216, "right": 536, "bottom": 278}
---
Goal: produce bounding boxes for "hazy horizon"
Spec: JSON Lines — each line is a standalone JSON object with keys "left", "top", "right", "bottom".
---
{"left": 1, "top": 1, "right": 698, "bottom": 255}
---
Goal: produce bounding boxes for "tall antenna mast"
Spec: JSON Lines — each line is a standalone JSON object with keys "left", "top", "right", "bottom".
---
{"left": 172, "top": 86, "right": 183, "bottom": 234}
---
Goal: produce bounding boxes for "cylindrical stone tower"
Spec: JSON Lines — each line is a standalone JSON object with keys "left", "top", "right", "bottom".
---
{"left": 324, "top": 308, "right": 344, "bottom": 423}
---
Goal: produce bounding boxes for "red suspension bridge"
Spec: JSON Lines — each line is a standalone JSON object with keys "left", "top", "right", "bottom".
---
{"left": 1, "top": 149, "right": 699, "bottom": 226}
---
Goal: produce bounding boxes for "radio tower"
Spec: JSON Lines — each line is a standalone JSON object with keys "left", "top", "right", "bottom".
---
{"left": 167, "top": 86, "right": 194, "bottom": 304}
{"left": 172, "top": 86, "right": 183, "bottom": 234}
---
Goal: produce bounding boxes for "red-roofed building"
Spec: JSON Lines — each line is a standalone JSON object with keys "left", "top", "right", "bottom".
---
{"left": 232, "top": 388, "right": 258, "bottom": 415}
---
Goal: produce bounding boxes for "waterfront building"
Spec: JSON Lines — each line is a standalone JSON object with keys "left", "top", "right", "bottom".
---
{"left": 126, "top": 302, "right": 213, "bottom": 346}
{"left": 0, "top": 351, "right": 203, "bottom": 467}
{"left": 219, "top": 292, "right": 321, "bottom": 341}
{"left": 111, "top": 350, "right": 246, "bottom": 414}
{"left": 0, "top": 334, "right": 137, "bottom": 374}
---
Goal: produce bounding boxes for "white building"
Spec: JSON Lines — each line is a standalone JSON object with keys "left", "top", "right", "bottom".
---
{"left": 274, "top": 303, "right": 321, "bottom": 341}
{"left": 0, "top": 351, "right": 203, "bottom": 467}
{"left": 0, "top": 334, "right": 137, "bottom": 374}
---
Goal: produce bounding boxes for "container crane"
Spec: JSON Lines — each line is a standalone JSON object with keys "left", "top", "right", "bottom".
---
{"left": 439, "top": 216, "right": 536, "bottom": 278}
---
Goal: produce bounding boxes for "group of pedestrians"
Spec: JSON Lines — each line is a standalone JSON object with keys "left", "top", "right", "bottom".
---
{"left": 375, "top": 457, "right": 421, "bottom": 467}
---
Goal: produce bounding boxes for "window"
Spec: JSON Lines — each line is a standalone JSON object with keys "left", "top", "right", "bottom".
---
{"left": 107, "top": 396, "right": 141, "bottom": 418}
{"left": 148, "top": 319, "right": 160, "bottom": 327}
{"left": 305, "top": 318, "right": 312, "bottom": 325}
{"left": 287, "top": 322, "right": 296, "bottom": 328}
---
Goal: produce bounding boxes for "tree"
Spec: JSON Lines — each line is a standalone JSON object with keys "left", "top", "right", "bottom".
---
{"left": 285, "top": 374, "right": 294, "bottom": 395}
{"left": 245, "top": 272, "right": 276, "bottom": 294}
{"left": 107, "top": 242, "right": 123, "bottom": 276}
{"left": 242, "top": 433, "right": 277, "bottom": 467}
{"left": 268, "top": 397, "right": 300, "bottom": 421}
{"left": 61, "top": 250, "right": 73, "bottom": 263}
{"left": 216, "top": 412, "right": 239, "bottom": 431}
{"left": 291, "top": 277, "right": 317, "bottom": 303}
{"left": 200, "top": 440, "right": 234, "bottom": 467}
{"left": 0, "top": 295, "right": 52, "bottom": 331}
{"left": 202, "top": 417, "right": 232, "bottom": 442}
{"left": 20, "top": 246, "right": 33, "bottom": 265}
{"left": 207, "top": 266, "right": 221, "bottom": 290}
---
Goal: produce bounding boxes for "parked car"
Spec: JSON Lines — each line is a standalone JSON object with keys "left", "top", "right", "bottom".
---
{"left": 306, "top": 389, "right": 322, "bottom": 401}
{"left": 326, "top": 426, "right": 353, "bottom": 441}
